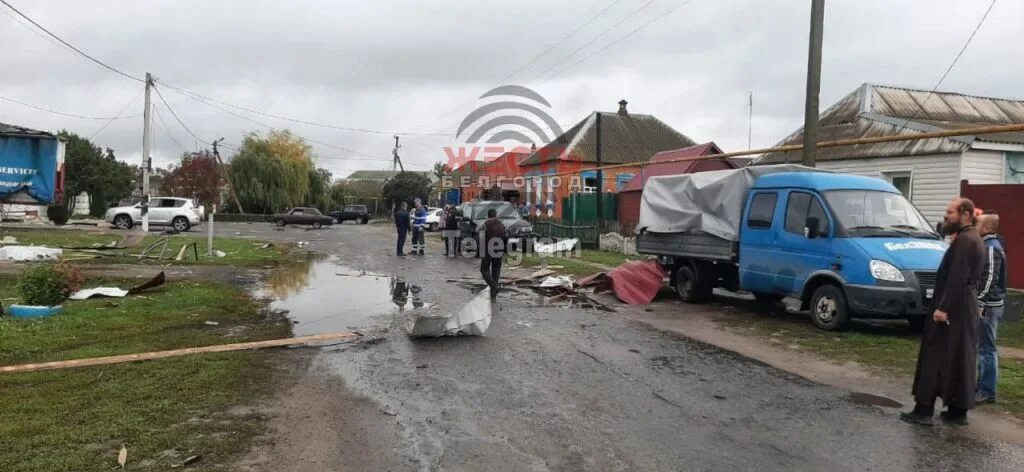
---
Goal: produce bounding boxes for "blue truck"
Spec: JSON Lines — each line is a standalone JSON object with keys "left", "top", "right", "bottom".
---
{"left": 637, "top": 167, "right": 945, "bottom": 331}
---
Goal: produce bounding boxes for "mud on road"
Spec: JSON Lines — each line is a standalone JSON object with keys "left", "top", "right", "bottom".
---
{"left": 217, "top": 222, "right": 1024, "bottom": 471}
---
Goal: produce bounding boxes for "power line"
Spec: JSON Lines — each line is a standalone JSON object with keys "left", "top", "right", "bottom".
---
{"left": 152, "top": 104, "right": 189, "bottom": 154}
{"left": 524, "top": 0, "right": 659, "bottom": 84}
{"left": 0, "top": 0, "right": 143, "bottom": 82}
{"left": 0, "top": 95, "right": 142, "bottom": 120}
{"left": 157, "top": 82, "right": 391, "bottom": 161}
{"left": 503, "top": 0, "right": 627, "bottom": 80}
{"left": 893, "top": 0, "right": 998, "bottom": 133}
{"left": 89, "top": 88, "right": 145, "bottom": 140}
{"left": 535, "top": 0, "right": 696, "bottom": 85}
{"left": 152, "top": 84, "right": 209, "bottom": 145}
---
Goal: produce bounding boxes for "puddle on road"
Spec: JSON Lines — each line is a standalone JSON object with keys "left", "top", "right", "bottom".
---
{"left": 260, "top": 254, "right": 429, "bottom": 335}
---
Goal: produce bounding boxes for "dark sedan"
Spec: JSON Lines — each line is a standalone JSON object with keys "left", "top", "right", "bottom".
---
{"left": 273, "top": 207, "right": 334, "bottom": 229}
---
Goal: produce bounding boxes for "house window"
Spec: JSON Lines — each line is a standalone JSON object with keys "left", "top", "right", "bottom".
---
{"left": 883, "top": 171, "right": 912, "bottom": 198}
{"left": 616, "top": 173, "right": 635, "bottom": 192}
{"left": 580, "top": 171, "right": 598, "bottom": 194}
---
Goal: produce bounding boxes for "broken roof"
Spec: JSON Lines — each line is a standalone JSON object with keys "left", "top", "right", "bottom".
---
{"left": 756, "top": 83, "right": 1024, "bottom": 164}
{"left": 518, "top": 108, "right": 696, "bottom": 166}
{"left": 619, "top": 142, "right": 733, "bottom": 193}
{"left": 0, "top": 122, "right": 59, "bottom": 139}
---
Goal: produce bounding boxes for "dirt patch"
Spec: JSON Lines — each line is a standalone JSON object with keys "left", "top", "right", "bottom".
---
{"left": 235, "top": 352, "right": 408, "bottom": 472}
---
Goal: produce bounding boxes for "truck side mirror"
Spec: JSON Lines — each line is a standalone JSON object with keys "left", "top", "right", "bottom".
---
{"left": 805, "top": 217, "right": 821, "bottom": 238}
{"left": 935, "top": 222, "right": 944, "bottom": 235}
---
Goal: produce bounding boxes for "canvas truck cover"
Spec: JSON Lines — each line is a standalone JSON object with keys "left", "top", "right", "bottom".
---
{"left": 638, "top": 164, "right": 823, "bottom": 241}
{"left": 0, "top": 130, "right": 63, "bottom": 204}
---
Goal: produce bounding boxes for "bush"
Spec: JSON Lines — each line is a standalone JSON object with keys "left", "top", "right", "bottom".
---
{"left": 46, "top": 205, "right": 70, "bottom": 225}
{"left": 18, "top": 264, "right": 73, "bottom": 306}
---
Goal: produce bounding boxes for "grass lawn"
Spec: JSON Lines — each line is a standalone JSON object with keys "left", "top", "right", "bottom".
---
{"left": 0, "top": 228, "right": 287, "bottom": 267}
{"left": 713, "top": 308, "right": 1024, "bottom": 418}
{"left": 0, "top": 276, "right": 292, "bottom": 471}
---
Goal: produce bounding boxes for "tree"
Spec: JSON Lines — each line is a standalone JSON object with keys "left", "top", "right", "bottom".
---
{"left": 227, "top": 130, "right": 315, "bottom": 214}
{"left": 381, "top": 171, "right": 431, "bottom": 211}
{"left": 163, "top": 151, "right": 224, "bottom": 205}
{"left": 432, "top": 160, "right": 452, "bottom": 205}
{"left": 307, "top": 167, "right": 332, "bottom": 212}
{"left": 60, "top": 131, "right": 134, "bottom": 216}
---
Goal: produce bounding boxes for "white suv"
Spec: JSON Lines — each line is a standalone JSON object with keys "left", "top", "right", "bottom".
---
{"left": 105, "top": 197, "right": 204, "bottom": 232}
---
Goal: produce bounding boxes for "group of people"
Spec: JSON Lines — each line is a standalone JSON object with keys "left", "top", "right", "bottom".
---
{"left": 902, "top": 197, "right": 1007, "bottom": 426}
{"left": 393, "top": 200, "right": 507, "bottom": 300}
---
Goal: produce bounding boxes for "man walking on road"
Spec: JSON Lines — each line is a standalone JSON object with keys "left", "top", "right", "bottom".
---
{"left": 480, "top": 208, "right": 506, "bottom": 300}
{"left": 902, "top": 198, "right": 985, "bottom": 426}
{"left": 976, "top": 213, "right": 1006, "bottom": 405}
{"left": 411, "top": 198, "right": 427, "bottom": 255}
{"left": 394, "top": 202, "right": 410, "bottom": 256}
{"left": 442, "top": 204, "right": 460, "bottom": 257}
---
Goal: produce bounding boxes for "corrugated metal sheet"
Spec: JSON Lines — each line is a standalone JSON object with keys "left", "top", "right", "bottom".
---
{"left": 757, "top": 84, "right": 1024, "bottom": 165}
{"left": 0, "top": 122, "right": 57, "bottom": 139}
{"left": 619, "top": 142, "right": 730, "bottom": 193}
{"left": 519, "top": 111, "right": 695, "bottom": 166}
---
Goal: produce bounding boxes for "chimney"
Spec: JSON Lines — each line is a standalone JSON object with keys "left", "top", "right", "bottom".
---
{"left": 531, "top": 142, "right": 536, "bottom": 152}
{"left": 618, "top": 99, "right": 628, "bottom": 115}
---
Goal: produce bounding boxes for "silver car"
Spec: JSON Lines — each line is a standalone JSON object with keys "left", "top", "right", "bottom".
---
{"left": 105, "top": 197, "right": 204, "bottom": 231}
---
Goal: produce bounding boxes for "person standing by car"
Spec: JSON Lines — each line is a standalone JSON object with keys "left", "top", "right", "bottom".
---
{"left": 442, "top": 204, "right": 460, "bottom": 257}
{"left": 975, "top": 213, "right": 1006, "bottom": 405}
{"left": 394, "top": 202, "right": 410, "bottom": 256}
{"left": 480, "top": 208, "right": 506, "bottom": 300}
{"left": 901, "top": 198, "right": 985, "bottom": 426}
{"left": 411, "top": 198, "right": 427, "bottom": 255}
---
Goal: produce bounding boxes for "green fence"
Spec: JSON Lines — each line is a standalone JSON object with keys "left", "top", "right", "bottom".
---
{"left": 561, "top": 193, "right": 617, "bottom": 224}
{"left": 531, "top": 220, "right": 600, "bottom": 249}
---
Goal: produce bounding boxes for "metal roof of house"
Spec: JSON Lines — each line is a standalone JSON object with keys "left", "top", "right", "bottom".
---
{"left": 619, "top": 142, "right": 732, "bottom": 193}
{"left": 518, "top": 108, "right": 696, "bottom": 166}
{"left": 0, "top": 122, "right": 59, "bottom": 139}
{"left": 756, "top": 84, "right": 1024, "bottom": 164}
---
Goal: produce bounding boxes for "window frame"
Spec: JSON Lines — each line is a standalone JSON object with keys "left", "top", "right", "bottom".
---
{"left": 746, "top": 192, "right": 778, "bottom": 229}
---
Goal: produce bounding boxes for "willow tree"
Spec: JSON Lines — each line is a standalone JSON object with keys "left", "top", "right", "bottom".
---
{"left": 228, "top": 130, "right": 315, "bottom": 214}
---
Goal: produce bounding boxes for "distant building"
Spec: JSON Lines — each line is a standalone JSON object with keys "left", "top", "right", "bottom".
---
{"left": 339, "top": 169, "right": 434, "bottom": 185}
{"left": 517, "top": 100, "right": 696, "bottom": 219}
{"left": 754, "top": 83, "right": 1024, "bottom": 223}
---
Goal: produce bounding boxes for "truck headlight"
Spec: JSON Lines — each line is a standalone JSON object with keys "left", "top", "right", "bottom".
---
{"left": 870, "top": 260, "right": 905, "bottom": 282}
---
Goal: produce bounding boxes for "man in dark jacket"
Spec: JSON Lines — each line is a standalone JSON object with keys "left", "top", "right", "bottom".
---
{"left": 902, "top": 198, "right": 985, "bottom": 426}
{"left": 480, "top": 208, "right": 506, "bottom": 300}
{"left": 976, "top": 213, "right": 1006, "bottom": 404}
{"left": 394, "top": 202, "right": 410, "bottom": 256}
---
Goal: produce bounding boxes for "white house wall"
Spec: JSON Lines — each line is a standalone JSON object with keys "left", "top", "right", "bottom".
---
{"left": 814, "top": 153, "right": 960, "bottom": 225}
{"left": 960, "top": 149, "right": 1005, "bottom": 184}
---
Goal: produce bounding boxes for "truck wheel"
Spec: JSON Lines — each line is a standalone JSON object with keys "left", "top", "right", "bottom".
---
{"left": 810, "top": 284, "right": 850, "bottom": 331}
{"left": 114, "top": 214, "right": 133, "bottom": 230}
{"left": 312, "top": 221, "right": 323, "bottom": 229}
{"left": 276, "top": 219, "right": 286, "bottom": 227}
{"left": 172, "top": 217, "right": 190, "bottom": 232}
{"left": 674, "top": 265, "right": 710, "bottom": 303}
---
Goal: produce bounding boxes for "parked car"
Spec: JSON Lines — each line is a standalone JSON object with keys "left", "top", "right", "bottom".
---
{"left": 424, "top": 208, "right": 445, "bottom": 231}
{"left": 329, "top": 205, "right": 370, "bottom": 224}
{"left": 105, "top": 197, "right": 203, "bottom": 232}
{"left": 274, "top": 207, "right": 334, "bottom": 228}
{"left": 457, "top": 200, "right": 535, "bottom": 255}
{"left": 637, "top": 167, "right": 944, "bottom": 331}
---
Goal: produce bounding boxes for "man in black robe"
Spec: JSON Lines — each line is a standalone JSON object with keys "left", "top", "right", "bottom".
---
{"left": 901, "top": 198, "right": 985, "bottom": 426}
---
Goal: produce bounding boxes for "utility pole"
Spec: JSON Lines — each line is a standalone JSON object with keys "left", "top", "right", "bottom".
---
{"left": 392, "top": 135, "right": 404, "bottom": 175}
{"left": 747, "top": 92, "right": 754, "bottom": 150}
{"left": 802, "top": 0, "right": 825, "bottom": 167}
{"left": 595, "top": 112, "right": 603, "bottom": 224}
{"left": 212, "top": 138, "right": 244, "bottom": 214}
{"left": 141, "top": 72, "right": 153, "bottom": 232}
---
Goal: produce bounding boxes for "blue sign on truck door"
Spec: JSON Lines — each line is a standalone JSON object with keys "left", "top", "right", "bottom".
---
{"left": 0, "top": 123, "right": 64, "bottom": 204}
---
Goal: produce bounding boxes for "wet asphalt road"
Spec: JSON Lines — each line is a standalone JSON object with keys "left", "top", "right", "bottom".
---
{"left": 219, "top": 222, "right": 1024, "bottom": 471}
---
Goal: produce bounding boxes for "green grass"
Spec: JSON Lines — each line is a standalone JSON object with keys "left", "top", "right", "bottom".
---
{"left": 0, "top": 277, "right": 291, "bottom": 471}
{"left": 576, "top": 250, "right": 643, "bottom": 268}
{"left": 0, "top": 228, "right": 287, "bottom": 267}
{"left": 712, "top": 309, "right": 1024, "bottom": 418}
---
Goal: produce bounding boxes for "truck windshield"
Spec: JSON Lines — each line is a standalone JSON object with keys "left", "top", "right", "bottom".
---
{"left": 824, "top": 190, "right": 938, "bottom": 239}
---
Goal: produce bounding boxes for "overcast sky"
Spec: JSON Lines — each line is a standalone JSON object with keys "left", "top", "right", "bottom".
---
{"left": 1, "top": 0, "right": 1021, "bottom": 179}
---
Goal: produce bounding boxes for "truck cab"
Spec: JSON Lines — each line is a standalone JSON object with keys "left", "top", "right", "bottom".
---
{"left": 738, "top": 173, "right": 944, "bottom": 330}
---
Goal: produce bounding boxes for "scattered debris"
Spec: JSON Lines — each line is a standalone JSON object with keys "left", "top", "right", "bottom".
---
{"left": 0, "top": 245, "right": 62, "bottom": 261}
{"left": 713, "top": 394, "right": 727, "bottom": 400}
{"left": 204, "top": 321, "right": 220, "bottom": 326}
{"left": 297, "top": 241, "right": 310, "bottom": 247}
{"left": 0, "top": 236, "right": 18, "bottom": 244}
{"left": 68, "top": 272, "right": 166, "bottom": 300}
{"left": 415, "top": 364, "right": 429, "bottom": 369}
{"left": 628, "top": 349, "right": 640, "bottom": 354}
{"left": 183, "top": 455, "right": 202, "bottom": 466}
{"left": 408, "top": 289, "right": 491, "bottom": 337}
{"left": 6, "top": 304, "right": 63, "bottom": 318}
{"left": 577, "top": 260, "right": 667, "bottom": 305}
{"left": 117, "top": 444, "right": 128, "bottom": 469}
{"left": 539, "top": 276, "right": 574, "bottom": 289}
{"left": 534, "top": 238, "right": 578, "bottom": 254}
{"left": 212, "top": 250, "right": 227, "bottom": 258}
{"left": 257, "top": 243, "right": 273, "bottom": 249}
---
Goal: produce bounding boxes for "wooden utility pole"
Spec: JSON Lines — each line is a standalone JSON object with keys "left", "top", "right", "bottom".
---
{"left": 595, "top": 112, "right": 603, "bottom": 224}
{"left": 212, "top": 139, "right": 244, "bottom": 214}
{"left": 802, "top": 0, "right": 825, "bottom": 167}
{"left": 141, "top": 73, "right": 153, "bottom": 232}
{"left": 747, "top": 92, "right": 754, "bottom": 150}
